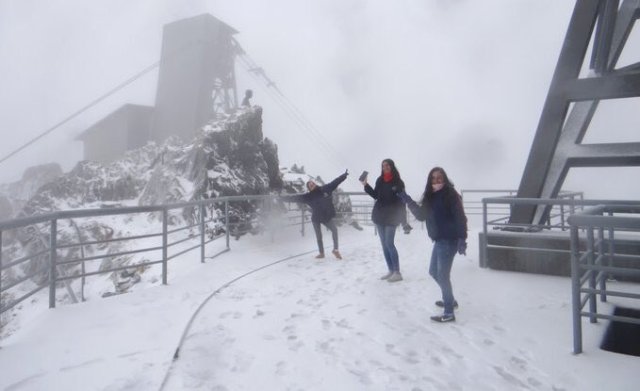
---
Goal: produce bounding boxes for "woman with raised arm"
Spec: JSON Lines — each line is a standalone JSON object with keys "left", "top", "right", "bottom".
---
{"left": 281, "top": 170, "right": 349, "bottom": 259}
{"left": 398, "top": 167, "right": 467, "bottom": 322}
{"left": 362, "top": 159, "right": 406, "bottom": 282}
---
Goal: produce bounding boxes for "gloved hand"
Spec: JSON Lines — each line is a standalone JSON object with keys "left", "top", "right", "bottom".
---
{"left": 396, "top": 190, "right": 411, "bottom": 203}
{"left": 457, "top": 238, "right": 467, "bottom": 256}
{"left": 344, "top": 169, "right": 349, "bottom": 176}
{"left": 402, "top": 223, "right": 413, "bottom": 234}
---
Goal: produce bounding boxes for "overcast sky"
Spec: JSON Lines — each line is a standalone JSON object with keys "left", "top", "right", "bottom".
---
{"left": 0, "top": 0, "right": 638, "bottom": 199}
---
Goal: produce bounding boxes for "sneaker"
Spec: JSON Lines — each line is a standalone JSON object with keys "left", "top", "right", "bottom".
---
{"left": 387, "top": 272, "right": 403, "bottom": 283}
{"left": 380, "top": 271, "right": 393, "bottom": 280}
{"left": 435, "top": 300, "right": 459, "bottom": 309}
{"left": 332, "top": 249, "right": 342, "bottom": 260}
{"left": 430, "top": 314, "right": 456, "bottom": 323}
{"left": 315, "top": 253, "right": 325, "bottom": 259}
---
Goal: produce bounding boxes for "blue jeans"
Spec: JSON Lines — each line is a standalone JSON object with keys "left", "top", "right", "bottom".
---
{"left": 377, "top": 225, "right": 399, "bottom": 272}
{"left": 430, "top": 240, "right": 457, "bottom": 314}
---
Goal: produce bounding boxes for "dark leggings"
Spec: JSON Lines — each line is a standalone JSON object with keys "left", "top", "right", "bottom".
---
{"left": 312, "top": 220, "right": 338, "bottom": 254}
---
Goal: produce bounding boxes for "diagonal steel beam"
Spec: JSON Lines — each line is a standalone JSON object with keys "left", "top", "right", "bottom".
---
{"left": 514, "top": 0, "right": 640, "bottom": 225}
{"left": 563, "top": 72, "right": 640, "bottom": 100}
{"left": 568, "top": 143, "right": 640, "bottom": 165}
{"left": 512, "top": 0, "right": 601, "bottom": 224}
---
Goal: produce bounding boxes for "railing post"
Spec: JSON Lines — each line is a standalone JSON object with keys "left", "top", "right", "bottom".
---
{"left": 200, "top": 204, "right": 205, "bottom": 263}
{"left": 301, "top": 208, "right": 306, "bottom": 237}
{"left": 0, "top": 230, "right": 3, "bottom": 312}
{"left": 481, "top": 200, "right": 488, "bottom": 268}
{"left": 225, "top": 201, "right": 230, "bottom": 250}
{"left": 266, "top": 198, "right": 274, "bottom": 243}
{"left": 607, "top": 211, "right": 615, "bottom": 282}
{"left": 49, "top": 219, "right": 57, "bottom": 309}
{"left": 579, "top": 193, "right": 584, "bottom": 211}
{"left": 586, "top": 227, "right": 597, "bottom": 323}
{"left": 162, "top": 209, "right": 168, "bottom": 285}
{"left": 560, "top": 203, "right": 566, "bottom": 230}
{"left": 570, "top": 225, "right": 582, "bottom": 354}
{"left": 597, "top": 226, "right": 606, "bottom": 302}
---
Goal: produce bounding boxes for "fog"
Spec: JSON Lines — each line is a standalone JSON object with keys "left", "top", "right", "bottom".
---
{"left": 0, "top": 0, "right": 637, "bottom": 199}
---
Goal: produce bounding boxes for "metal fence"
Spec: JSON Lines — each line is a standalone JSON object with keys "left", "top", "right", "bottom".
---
{"left": 461, "top": 189, "right": 518, "bottom": 217}
{"left": 568, "top": 204, "right": 640, "bottom": 354}
{"left": 0, "top": 192, "right": 376, "bottom": 328}
{"left": 477, "top": 196, "right": 640, "bottom": 268}
{"left": 463, "top": 189, "right": 583, "bottom": 219}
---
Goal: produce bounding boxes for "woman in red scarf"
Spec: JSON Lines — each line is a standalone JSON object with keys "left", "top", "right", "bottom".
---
{"left": 362, "top": 159, "right": 406, "bottom": 282}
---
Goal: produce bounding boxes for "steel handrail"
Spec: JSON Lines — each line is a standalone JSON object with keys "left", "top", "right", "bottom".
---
{"left": 0, "top": 192, "right": 375, "bottom": 329}
{"left": 569, "top": 204, "right": 640, "bottom": 354}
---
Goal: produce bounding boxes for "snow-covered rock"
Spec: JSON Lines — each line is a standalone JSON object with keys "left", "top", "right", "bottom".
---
{"left": 1, "top": 107, "right": 285, "bottom": 305}
{"left": 0, "top": 162, "right": 63, "bottom": 220}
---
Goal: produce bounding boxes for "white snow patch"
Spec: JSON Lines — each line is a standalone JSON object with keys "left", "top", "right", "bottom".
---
{"left": 0, "top": 226, "right": 637, "bottom": 391}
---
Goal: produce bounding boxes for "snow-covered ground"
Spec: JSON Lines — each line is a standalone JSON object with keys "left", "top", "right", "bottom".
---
{"left": 0, "top": 225, "right": 637, "bottom": 391}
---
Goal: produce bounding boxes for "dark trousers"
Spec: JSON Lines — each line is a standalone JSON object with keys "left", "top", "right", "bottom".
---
{"left": 312, "top": 220, "right": 338, "bottom": 254}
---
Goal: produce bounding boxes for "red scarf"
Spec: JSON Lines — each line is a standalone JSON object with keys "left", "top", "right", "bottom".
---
{"left": 383, "top": 172, "right": 393, "bottom": 182}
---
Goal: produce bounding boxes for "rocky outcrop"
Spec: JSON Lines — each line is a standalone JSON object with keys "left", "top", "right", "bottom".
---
{"left": 0, "top": 163, "right": 63, "bottom": 220}
{"left": 3, "top": 106, "right": 287, "bottom": 298}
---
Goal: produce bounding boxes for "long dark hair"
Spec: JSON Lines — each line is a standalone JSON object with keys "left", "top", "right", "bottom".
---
{"left": 421, "top": 166, "right": 455, "bottom": 206}
{"left": 380, "top": 158, "right": 402, "bottom": 182}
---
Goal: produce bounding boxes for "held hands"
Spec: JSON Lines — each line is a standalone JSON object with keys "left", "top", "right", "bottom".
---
{"left": 457, "top": 238, "right": 467, "bottom": 256}
{"left": 396, "top": 190, "right": 411, "bottom": 204}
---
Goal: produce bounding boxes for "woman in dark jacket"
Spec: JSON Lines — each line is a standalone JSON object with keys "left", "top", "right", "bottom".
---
{"left": 282, "top": 171, "right": 348, "bottom": 259}
{"left": 362, "top": 159, "right": 406, "bottom": 282}
{"left": 398, "top": 167, "right": 467, "bottom": 322}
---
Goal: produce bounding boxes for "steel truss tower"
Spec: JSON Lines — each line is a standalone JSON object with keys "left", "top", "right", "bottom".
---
{"left": 512, "top": 0, "right": 640, "bottom": 225}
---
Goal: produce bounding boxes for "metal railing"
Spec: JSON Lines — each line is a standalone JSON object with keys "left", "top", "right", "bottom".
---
{"left": 461, "top": 189, "right": 518, "bottom": 217}
{"left": 477, "top": 196, "right": 640, "bottom": 268}
{"left": 463, "top": 189, "right": 583, "bottom": 231}
{"left": 568, "top": 204, "right": 640, "bottom": 354}
{"left": 0, "top": 192, "right": 375, "bottom": 328}
{"left": 467, "top": 190, "right": 583, "bottom": 220}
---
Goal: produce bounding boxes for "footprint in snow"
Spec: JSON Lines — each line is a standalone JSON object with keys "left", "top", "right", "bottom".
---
{"left": 527, "top": 377, "right": 543, "bottom": 387}
{"left": 219, "top": 311, "right": 242, "bottom": 320}
{"left": 59, "top": 358, "right": 104, "bottom": 372}
{"left": 430, "top": 354, "right": 443, "bottom": 366}
{"left": 275, "top": 361, "right": 287, "bottom": 376}
{"left": 493, "top": 365, "right": 530, "bottom": 389}
{"left": 510, "top": 355, "right": 528, "bottom": 370}
{"left": 493, "top": 325, "right": 506, "bottom": 333}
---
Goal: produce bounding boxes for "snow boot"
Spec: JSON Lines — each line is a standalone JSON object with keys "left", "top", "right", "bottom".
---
{"left": 332, "top": 249, "right": 342, "bottom": 260}
{"left": 315, "top": 253, "right": 325, "bottom": 259}
{"left": 380, "top": 271, "right": 393, "bottom": 280}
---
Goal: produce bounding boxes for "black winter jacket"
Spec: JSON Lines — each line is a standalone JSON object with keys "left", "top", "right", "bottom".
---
{"left": 283, "top": 173, "right": 347, "bottom": 223}
{"left": 364, "top": 176, "right": 406, "bottom": 226}
{"left": 404, "top": 187, "right": 467, "bottom": 241}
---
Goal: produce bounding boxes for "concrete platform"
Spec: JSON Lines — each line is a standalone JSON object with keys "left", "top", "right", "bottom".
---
{"left": 479, "top": 230, "right": 640, "bottom": 282}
